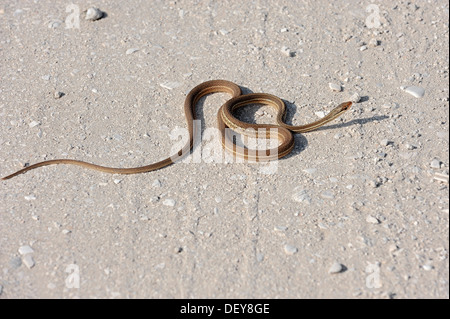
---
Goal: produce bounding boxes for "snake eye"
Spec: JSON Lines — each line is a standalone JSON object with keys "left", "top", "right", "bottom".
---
{"left": 341, "top": 102, "right": 352, "bottom": 111}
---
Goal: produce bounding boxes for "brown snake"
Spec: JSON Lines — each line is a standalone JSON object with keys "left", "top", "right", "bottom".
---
{"left": 2, "top": 80, "right": 352, "bottom": 180}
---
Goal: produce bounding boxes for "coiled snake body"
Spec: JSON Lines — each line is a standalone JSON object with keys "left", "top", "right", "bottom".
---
{"left": 2, "top": 80, "right": 351, "bottom": 180}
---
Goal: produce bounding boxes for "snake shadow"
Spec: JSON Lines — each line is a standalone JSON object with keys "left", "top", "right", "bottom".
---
{"left": 193, "top": 86, "right": 387, "bottom": 160}
{"left": 281, "top": 98, "right": 389, "bottom": 159}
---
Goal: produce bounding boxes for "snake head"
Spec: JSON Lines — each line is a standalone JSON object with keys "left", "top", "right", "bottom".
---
{"left": 340, "top": 101, "right": 352, "bottom": 111}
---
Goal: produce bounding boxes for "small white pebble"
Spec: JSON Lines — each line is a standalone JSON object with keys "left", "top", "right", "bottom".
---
{"left": 368, "top": 179, "right": 380, "bottom": 188}
{"left": 150, "top": 196, "right": 160, "bottom": 203}
{"left": 401, "top": 86, "right": 425, "bottom": 98}
{"left": 126, "top": 48, "right": 139, "bottom": 55}
{"left": 62, "top": 229, "right": 71, "bottom": 235}
{"left": 284, "top": 244, "right": 298, "bottom": 255}
{"left": 315, "top": 111, "right": 325, "bottom": 118}
{"left": 360, "top": 45, "right": 368, "bottom": 51}
{"left": 368, "top": 38, "right": 379, "bottom": 47}
{"left": 24, "top": 195, "right": 36, "bottom": 201}
{"left": 366, "top": 216, "right": 380, "bottom": 224}
{"left": 281, "top": 46, "right": 295, "bottom": 57}
{"left": 329, "top": 83, "right": 342, "bottom": 92}
{"left": 29, "top": 121, "right": 40, "bottom": 128}
{"left": 152, "top": 179, "right": 162, "bottom": 187}
{"left": 113, "top": 179, "right": 122, "bottom": 184}
{"left": 274, "top": 226, "right": 288, "bottom": 232}
{"left": 430, "top": 159, "right": 441, "bottom": 169}
{"left": 53, "top": 91, "right": 63, "bottom": 99}
{"left": 422, "top": 264, "right": 433, "bottom": 271}
{"left": 163, "top": 198, "right": 176, "bottom": 207}
{"left": 18, "top": 245, "right": 34, "bottom": 255}
{"left": 349, "top": 92, "right": 361, "bottom": 103}
{"left": 328, "top": 262, "right": 343, "bottom": 274}
{"left": 389, "top": 244, "right": 399, "bottom": 254}
{"left": 85, "top": 7, "right": 103, "bottom": 21}
{"left": 160, "top": 81, "right": 181, "bottom": 90}
{"left": 22, "top": 255, "right": 35, "bottom": 269}
{"left": 380, "top": 139, "right": 393, "bottom": 146}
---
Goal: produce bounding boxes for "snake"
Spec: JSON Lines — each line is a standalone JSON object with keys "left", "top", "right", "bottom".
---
{"left": 2, "top": 80, "right": 352, "bottom": 180}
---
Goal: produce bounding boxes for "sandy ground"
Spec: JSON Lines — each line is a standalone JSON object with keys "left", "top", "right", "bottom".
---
{"left": 0, "top": 0, "right": 448, "bottom": 299}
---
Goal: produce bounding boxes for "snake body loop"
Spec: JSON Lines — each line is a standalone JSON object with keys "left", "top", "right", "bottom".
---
{"left": 2, "top": 80, "right": 351, "bottom": 180}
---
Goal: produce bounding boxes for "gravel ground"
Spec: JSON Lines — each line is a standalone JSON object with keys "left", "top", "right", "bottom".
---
{"left": 0, "top": 0, "right": 448, "bottom": 299}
